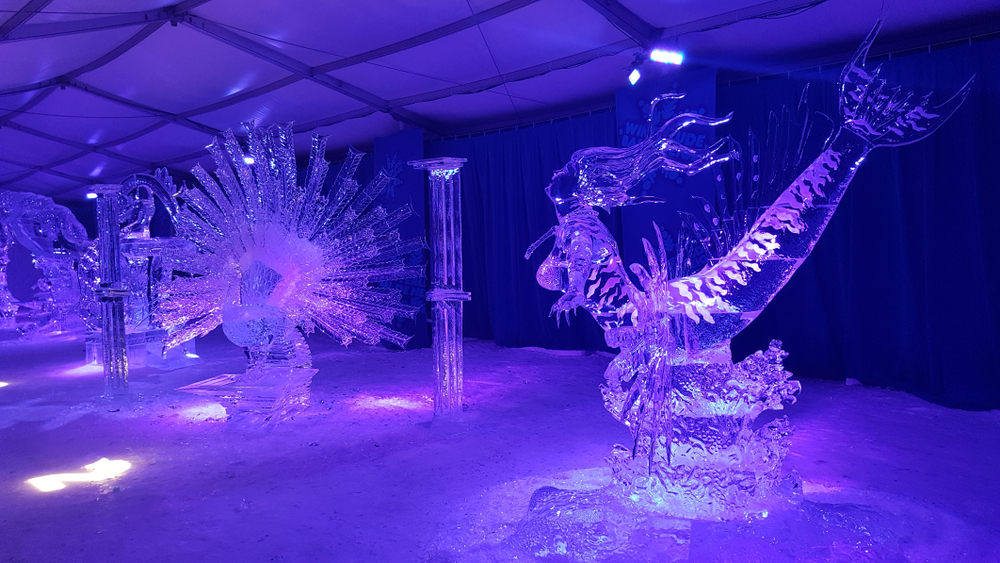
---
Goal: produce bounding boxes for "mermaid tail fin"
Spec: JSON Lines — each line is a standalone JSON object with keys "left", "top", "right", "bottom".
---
{"left": 840, "top": 19, "right": 974, "bottom": 147}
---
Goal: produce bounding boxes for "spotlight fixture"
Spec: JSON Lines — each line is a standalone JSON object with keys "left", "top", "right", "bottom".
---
{"left": 85, "top": 192, "right": 98, "bottom": 199}
{"left": 650, "top": 49, "right": 683, "bottom": 65}
{"left": 628, "top": 68, "right": 641, "bottom": 86}
{"left": 243, "top": 156, "right": 255, "bottom": 165}
{"left": 626, "top": 48, "right": 684, "bottom": 85}
{"left": 627, "top": 51, "right": 645, "bottom": 85}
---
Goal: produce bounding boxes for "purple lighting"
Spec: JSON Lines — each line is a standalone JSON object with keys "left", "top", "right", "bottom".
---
{"left": 0, "top": 5, "right": 993, "bottom": 562}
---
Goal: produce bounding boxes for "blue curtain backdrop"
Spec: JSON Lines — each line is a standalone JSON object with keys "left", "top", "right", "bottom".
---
{"left": 427, "top": 36, "right": 1000, "bottom": 409}
{"left": 374, "top": 129, "right": 430, "bottom": 349}
{"left": 616, "top": 68, "right": 718, "bottom": 275}
{"left": 427, "top": 110, "right": 616, "bottom": 350}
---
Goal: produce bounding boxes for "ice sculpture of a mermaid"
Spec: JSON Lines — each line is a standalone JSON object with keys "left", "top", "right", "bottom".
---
{"left": 531, "top": 24, "right": 972, "bottom": 520}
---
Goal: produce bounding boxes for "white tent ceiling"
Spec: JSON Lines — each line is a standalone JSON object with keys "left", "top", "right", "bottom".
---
{"left": 1, "top": 0, "right": 997, "bottom": 199}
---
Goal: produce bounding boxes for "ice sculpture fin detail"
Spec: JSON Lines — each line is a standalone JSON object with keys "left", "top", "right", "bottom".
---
{"left": 841, "top": 20, "right": 975, "bottom": 147}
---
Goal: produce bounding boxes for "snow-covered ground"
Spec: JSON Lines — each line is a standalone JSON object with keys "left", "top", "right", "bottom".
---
{"left": 1, "top": 331, "right": 997, "bottom": 562}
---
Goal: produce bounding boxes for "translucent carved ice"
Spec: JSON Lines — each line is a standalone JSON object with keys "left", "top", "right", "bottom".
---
{"left": 0, "top": 191, "right": 90, "bottom": 336}
{"left": 0, "top": 219, "right": 18, "bottom": 329}
{"left": 160, "top": 124, "right": 424, "bottom": 419}
{"left": 410, "top": 158, "right": 470, "bottom": 418}
{"left": 530, "top": 22, "right": 973, "bottom": 520}
{"left": 78, "top": 172, "right": 197, "bottom": 392}
{"left": 0, "top": 178, "right": 189, "bottom": 378}
{"left": 93, "top": 185, "right": 130, "bottom": 396}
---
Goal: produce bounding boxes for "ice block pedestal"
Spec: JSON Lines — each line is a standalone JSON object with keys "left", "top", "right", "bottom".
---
{"left": 409, "top": 158, "right": 470, "bottom": 418}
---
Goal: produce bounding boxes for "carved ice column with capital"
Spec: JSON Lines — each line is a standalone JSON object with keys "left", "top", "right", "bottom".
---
{"left": 409, "top": 158, "right": 470, "bottom": 418}
{"left": 93, "top": 185, "right": 129, "bottom": 397}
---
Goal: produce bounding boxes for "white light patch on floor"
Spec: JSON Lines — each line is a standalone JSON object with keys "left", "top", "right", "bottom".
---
{"left": 55, "top": 362, "right": 104, "bottom": 378}
{"left": 179, "top": 403, "right": 227, "bottom": 422}
{"left": 802, "top": 481, "right": 843, "bottom": 494}
{"left": 350, "top": 394, "right": 428, "bottom": 411}
{"left": 26, "top": 458, "right": 131, "bottom": 492}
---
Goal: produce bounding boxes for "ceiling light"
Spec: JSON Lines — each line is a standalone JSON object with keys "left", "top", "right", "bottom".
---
{"left": 85, "top": 193, "right": 98, "bottom": 199}
{"left": 243, "top": 156, "right": 255, "bottom": 165}
{"left": 650, "top": 49, "right": 684, "bottom": 65}
{"left": 628, "top": 68, "right": 641, "bottom": 85}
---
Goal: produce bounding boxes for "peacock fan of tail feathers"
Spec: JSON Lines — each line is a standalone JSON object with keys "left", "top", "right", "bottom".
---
{"left": 155, "top": 123, "right": 425, "bottom": 367}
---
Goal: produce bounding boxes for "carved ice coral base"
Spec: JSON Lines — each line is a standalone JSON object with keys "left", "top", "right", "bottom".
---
{"left": 603, "top": 340, "right": 801, "bottom": 520}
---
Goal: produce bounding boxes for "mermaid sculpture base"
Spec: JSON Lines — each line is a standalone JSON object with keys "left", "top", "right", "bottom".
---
{"left": 604, "top": 337, "right": 800, "bottom": 520}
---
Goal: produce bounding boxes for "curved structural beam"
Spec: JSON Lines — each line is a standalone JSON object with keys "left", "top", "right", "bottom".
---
{"left": 312, "top": 0, "right": 543, "bottom": 74}
{"left": 579, "top": 0, "right": 661, "bottom": 49}
{"left": 182, "top": 15, "right": 444, "bottom": 134}
{"left": 1, "top": 0, "right": 856, "bottom": 198}
{"left": 65, "top": 79, "right": 222, "bottom": 137}
{"left": 0, "top": 21, "right": 163, "bottom": 97}
{"left": 0, "top": 0, "right": 55, "bottom": 39}
{"left": 0, "top": 0, "right": 214, "bottom": 43}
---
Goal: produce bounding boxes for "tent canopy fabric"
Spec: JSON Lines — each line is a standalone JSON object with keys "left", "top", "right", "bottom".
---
{"left": 0, "top": 0, "right": 997, "bottom": 199}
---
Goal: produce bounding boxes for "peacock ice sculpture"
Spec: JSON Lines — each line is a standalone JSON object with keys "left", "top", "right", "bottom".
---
{"left": 528, "top": 23, "right": 972, "bottom": 521}
{"left": 160, "top": 123, "right": 424, "bottom": 419}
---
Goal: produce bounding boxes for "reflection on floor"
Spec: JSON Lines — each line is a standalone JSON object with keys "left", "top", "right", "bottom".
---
{"left": 1, "top": 330, "right": 997, "bottom": 562}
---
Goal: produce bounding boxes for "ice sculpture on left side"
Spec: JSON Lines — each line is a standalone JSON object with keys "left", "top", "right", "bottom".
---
{"left": 161, "top": 124, "right": 424, "bottom": 420}
{"left": 0, "top": 191, "right": 90, "bottom": 336}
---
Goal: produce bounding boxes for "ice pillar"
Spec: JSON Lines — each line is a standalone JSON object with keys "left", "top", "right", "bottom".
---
{"left": 94, "top": 185, "right": 129, "bottom": 397}
{"left": 409, "top": 158, "right": 470, "bottom": 417}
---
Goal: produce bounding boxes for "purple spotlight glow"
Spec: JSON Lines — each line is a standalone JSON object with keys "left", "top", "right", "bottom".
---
{"left": 54, "top": 362, "right": 104, "bottom": 379}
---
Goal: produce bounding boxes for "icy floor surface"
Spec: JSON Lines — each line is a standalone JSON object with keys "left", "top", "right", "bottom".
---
{"left": 0, "top": 332, "right": 998, "bottom": 562}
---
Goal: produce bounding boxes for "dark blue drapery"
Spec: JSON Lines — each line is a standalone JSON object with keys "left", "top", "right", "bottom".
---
{"left": 427, "top": 111, "right": 616, "bottom": 350}
{"left": 427, "top": 36, "right": 1000, "bottom": 409}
